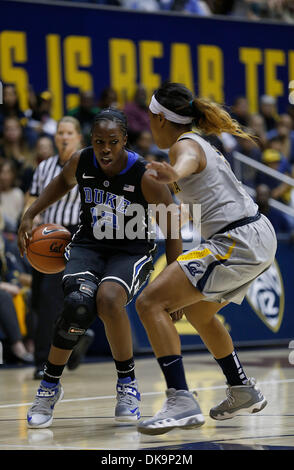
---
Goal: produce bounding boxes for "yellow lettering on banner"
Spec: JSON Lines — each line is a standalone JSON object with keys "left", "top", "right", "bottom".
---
{"left": 0, "top": 31, "right": 29, "bottom": 110}
{"left": 109, "top": 39, "right": 136, "bottom": 106}
{"left": 289, "top": 51, "right": 294, "bottom": 105}
{"left": 289, "top": 51, "right": 294, "bottom": 83}
{"left": 139, "top": 41, "right": 163, "bottom": 101}
{"left": 265, "top": 49, "right": 285, "bottom": 102}
{"left": 198, "top": 45, "right": 224, "bottom": 103}
{"left": 64, "top": 36, "right": 93, "bottom": 112}
{"left": 46, "top": 35, "right": 63, "bottom": 121}
{"left": 239, "top": 48, "right": 262, "bottom": 113}
{"left": 170, "top": 43, "right": 194, "bottom": 94}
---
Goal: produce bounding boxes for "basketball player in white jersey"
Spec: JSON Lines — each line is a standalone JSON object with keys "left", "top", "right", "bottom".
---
{"left": 136, "top": 82, "right": 277, "bottom": 435}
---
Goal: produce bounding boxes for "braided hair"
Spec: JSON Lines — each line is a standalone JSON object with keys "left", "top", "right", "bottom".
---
{"left": 91, "top": 108, "right": 128, "bottom": 136}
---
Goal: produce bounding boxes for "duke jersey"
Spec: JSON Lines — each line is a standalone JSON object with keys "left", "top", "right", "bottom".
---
{"left": 74, "top": 147, "right": 154, "bottom": 253}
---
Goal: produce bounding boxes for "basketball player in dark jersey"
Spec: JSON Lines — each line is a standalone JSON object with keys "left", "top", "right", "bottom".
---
{"left": 18, "top": 109, "right": 182, "bottom": 428}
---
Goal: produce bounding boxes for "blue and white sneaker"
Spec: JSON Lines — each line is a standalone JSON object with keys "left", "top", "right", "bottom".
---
{"left": 115, "top": 378, "right": 141, "bottom": 422}
{"left": 27, "top": 381, "right": 64, "bottom": 428}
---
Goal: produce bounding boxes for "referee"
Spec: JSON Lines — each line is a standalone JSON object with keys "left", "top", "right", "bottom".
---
{"left": 26, "top": 116, "right": 93, "bottom": 379}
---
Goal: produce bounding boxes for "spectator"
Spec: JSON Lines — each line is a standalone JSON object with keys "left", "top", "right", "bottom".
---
{"left": 144, "top": 152, "right": 160, "bottom": 163}
{"left": 21, "top": 136, "right": 55, "bottom": 193}
{"left": 120, "top": 0, "right": 160, "bottom": 11}
{"left": 228, "top": 0, "right": 294, "bottom": 22}
{"left": 267, "top": 136, "right": 292, "bottom": 172}
{"left": 256, "top": 148, "right": 293, "bottom": 205}
{"left": 123, "top": 85, "right": 150, "bottom": 145}
{"left": 0, "top": 212, "right": 33, "bottom": 364}
{"left": 287, "top": 104, "right": 294, "bottom": 128}
{"left": 26, "top": 91, "right": 57, "bottom": 139}
{"left": 266, "top": 114, "right": 294, "bottom": 167}
{"left": 0, "top": 114, "right": 37, "bottom": 194}
{"left": 98, "top": 87, "right": 119, "bottom": 110}
{"left": 234, "top": 130, "right": 262, "bottom": 187}
{"left": 159, "top": 0, "right": 211, "bottom": 13}
{"left": 0, "top": 284, "right": 34, "bottom": 364}
{"left": 230, "top": 96, "right": 250, "bottom": 127}
{"left": 248, "top": 113, "right": 268, "bottom": 150}
{"left": 259, "top": 95, "right": 278, "bottom": 131}
{"left": 0, "top": 117, "right": 33, "bottom": 181}
{"left": 0, "top": 161, "right": 24, "bottom": 234}
{"left": 33, "top": 135, "right": 55, "bottom": 166}
{"left": 247, "top": 0, "right": 294, "bottom": 21}
{"left": 146, "top": 150, "right": 169, "bottom": 163}
{"left": 255, "top": 183, "right": 294, "bottom": 236}
{"left": 68, "top": 90, "right": 100, "bottom": 145}
{"left": 208, "top": 0, "right": 235, "bottom": 14}
{"left": 0, "top": 84, "right": 27, "bottom": 137}
{"left": 91, "top": 0, "right": 121, "bottom": 4}
{"left": 22, "top": 85, "right": 43, "bottom": 148}
{"left": 132, "top": 130, "right": 154, "bottom": 157}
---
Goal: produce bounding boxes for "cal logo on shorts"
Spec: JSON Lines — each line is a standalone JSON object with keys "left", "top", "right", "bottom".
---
{"left": 246, "top": 260, "right": 284, "bottom": 333}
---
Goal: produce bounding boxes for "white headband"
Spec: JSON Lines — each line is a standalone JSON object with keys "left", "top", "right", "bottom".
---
{"left": 149, "top": 95, "right": 193, "bottom": 125}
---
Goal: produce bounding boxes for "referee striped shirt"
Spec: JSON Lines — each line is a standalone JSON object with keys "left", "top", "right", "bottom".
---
{"left": 29, "top": 154, "right": 80, "bottom": 227}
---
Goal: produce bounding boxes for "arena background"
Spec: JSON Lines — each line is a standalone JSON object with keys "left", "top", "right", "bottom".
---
{"left": 1, "top": 0, "right": 294, "bottom": 356}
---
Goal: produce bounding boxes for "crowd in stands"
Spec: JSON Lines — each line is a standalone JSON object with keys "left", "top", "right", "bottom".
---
{"left": 0, "top": 79, "right": 294, "bottom": 365}
{"left": 60, "top": 0, "right": 294, "bottom": 23}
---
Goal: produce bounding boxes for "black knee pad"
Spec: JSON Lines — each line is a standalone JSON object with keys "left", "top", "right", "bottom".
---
{"left": 52, "top": 275, "right": 98, "bottom": 350}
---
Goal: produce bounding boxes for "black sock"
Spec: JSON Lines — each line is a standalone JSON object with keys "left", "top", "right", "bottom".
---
{"left": 114, "top": 357, "right": 135, "bottom": 381}
{"left": 157, "top": 355, "right": 188, "bottom": 391}
{"left": 42, "top": 360, "right": 66, "bottom": 385}
{"left": 215, "top": 350, "right": 248, "bottom": 386}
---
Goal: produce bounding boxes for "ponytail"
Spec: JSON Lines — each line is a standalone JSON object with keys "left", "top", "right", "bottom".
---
{"left": 154, "top": 82, "right": 255, "bottom": 143}
{"left": 189, "top": 98, "right": 254, "bottom": 142}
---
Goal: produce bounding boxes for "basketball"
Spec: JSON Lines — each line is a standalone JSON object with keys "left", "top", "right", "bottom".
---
{"left": 26, "top": 223, "right": 71, "bottom": 274}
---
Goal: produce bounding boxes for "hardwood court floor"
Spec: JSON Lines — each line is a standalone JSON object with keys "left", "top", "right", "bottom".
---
{"left": 0, "top": 347, "right": 293, "bottom": 451}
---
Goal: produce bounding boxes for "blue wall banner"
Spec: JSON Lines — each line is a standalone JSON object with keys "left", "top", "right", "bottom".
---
{"left": 1, "top": 0, "right": 294, "bottom": 119}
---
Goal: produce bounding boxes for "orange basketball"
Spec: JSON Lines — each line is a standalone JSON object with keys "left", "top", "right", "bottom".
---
{"left": 26, "top": 223, "right": 71, "bottom": 274}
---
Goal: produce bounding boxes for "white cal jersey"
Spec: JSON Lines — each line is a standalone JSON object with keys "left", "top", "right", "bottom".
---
{"left": 174, "top": 131, "right": 258, "bottom": 239}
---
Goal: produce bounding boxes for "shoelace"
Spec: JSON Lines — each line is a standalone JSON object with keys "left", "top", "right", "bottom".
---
{"left": 219, "top": 378, "right": 257, "bottom": 408}
{"left": 153, "top": 393, "right": 177, "bottom": 419}
{"left": 30, "top": 387, "right": 57, "bottom": 413}
{"left": 117, "top": 383, "right": 137, "bottom": 406}
{"left": 225, "top": 388, "right": 235, "bottom": 407}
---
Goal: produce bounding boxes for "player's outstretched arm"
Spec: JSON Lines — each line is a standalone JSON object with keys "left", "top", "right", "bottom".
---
{"left": 146, "top": 140, "right": 204, "bottom": 183}
{"left": 18, "top": 151, "right": 81, "bottom": 256}
{"left": 141, "top": 171, "right": 183, "bottom": 266}
{"left": 141, "top": 171, "right": 184, "bottom": 323}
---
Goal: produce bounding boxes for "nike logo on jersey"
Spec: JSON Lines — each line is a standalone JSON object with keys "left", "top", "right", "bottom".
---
{"left": 123, "top": 184, "right": 135, "bottom": 192}
{"left": 82, "top": 173, "right": 95, "bottom": 179}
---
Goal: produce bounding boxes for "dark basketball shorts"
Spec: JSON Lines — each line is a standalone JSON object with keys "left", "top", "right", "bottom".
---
{"left": 63, "top": 240, "right": 156, "bottom": 305}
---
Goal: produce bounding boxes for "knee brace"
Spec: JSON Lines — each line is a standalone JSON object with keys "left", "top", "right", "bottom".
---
{"left": 52, "top": 275, "right": 98, "bottom": 350}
